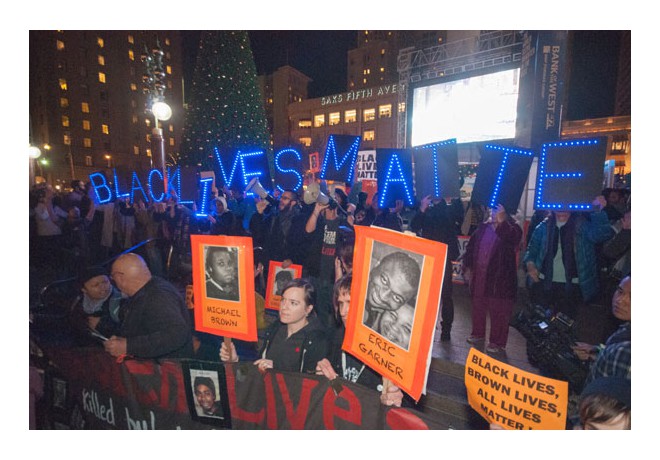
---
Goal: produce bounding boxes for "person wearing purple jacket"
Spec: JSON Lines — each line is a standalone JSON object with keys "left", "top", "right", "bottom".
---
{"left": 462, "top": 204, "right": 523, "bottom": 354}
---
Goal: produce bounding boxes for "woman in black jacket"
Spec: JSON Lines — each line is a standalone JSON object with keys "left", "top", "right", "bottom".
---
{"left": 220, "top": 278, "right": 329, "bottom": 373}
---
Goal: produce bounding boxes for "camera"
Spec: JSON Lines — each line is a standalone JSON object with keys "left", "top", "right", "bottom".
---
{"left": 511, "top": 304, "right": 591, "bottom": 394}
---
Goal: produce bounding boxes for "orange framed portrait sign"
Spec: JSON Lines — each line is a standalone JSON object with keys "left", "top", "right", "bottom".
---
{"left": 343, "top": 225, "right": 448, "bottom": 401}
{"left": 265, "top": 261, "right": 303, "bottom": 310}
{"left": 190, "top": 234, "right": 257, "bottom": 342}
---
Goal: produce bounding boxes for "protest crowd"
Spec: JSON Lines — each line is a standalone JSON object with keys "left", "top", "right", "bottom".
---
{"left": 29, "top": 175, "right": 631, "bottom": 430}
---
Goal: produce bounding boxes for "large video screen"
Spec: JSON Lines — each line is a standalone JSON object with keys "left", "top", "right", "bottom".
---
{"left": 410, "top": 67, "right": 520, "bottom": 146}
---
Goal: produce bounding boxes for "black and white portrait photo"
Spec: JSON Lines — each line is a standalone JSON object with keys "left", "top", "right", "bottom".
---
{"left": 183, "top": 362, "right": 231, "bottom": 428}
{"left": 204, "top": 245, "right": 240, "bottom": 301}
{"left": 362, "top": 241, "right": 424, "bottom": 350}
{"left": 273, "top": 267, "right": 294, "bottom": 296}
{"left": 191, "top": 370, "right": 225, "bottom": 419}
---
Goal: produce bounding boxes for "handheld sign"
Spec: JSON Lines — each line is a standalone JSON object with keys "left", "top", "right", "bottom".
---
{"left": 465, "top": 348, "right": 569, "bottom": 430}
{"left": 273, "top": 147, "right": 304, "bottom": 194}
{"left": 319, "top": 134, "right": 361, "bottom": 183}
{"left": 535, "top": 138, "right": 607, "bottom": 211}
{"left": 214, "top": 146, "right": 273, "bottom": 194}
{"left": 413, "top": 139, "right": 460, "bottom": 200}
{"left": 265, "top": 261, "right": 303, "bottom": 310}
{"left": 191, "top": 235, "right": 257, "bottom": 342}
{"left": 343, "top": 225, "right": 447, "bottom": 401}
{"left": 376, "top": 148, "right": 415, "bottom": 209}
{"left": 471, "top": 144, "right": 534, "bottom": 214}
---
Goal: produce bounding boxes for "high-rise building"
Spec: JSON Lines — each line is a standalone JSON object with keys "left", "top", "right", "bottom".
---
{"left": 258, "top": 65, "right": 312, "bottom": 148}
{"left": 29, "top": 30, "right": 184, "bottom": 188}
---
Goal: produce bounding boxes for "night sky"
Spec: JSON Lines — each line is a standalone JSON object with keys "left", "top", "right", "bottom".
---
{"left": 181, "top": 30, "right": 625, "bottom": 120}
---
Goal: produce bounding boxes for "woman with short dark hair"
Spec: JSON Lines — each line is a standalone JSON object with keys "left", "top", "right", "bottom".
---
{"left": 220, "top": 278, "right": 329, "bottom": 373}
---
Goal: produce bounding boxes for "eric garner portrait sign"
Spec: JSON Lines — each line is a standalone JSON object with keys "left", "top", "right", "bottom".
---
{"left": 343, "top": 225, "right": 448, "bottom": 401}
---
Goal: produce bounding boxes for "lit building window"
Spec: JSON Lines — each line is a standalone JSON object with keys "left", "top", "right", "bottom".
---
{"left": 133, "top": 145, "right": 140, "bottom": 155}
{"left": 345, "top": 109, "right": 357, "bottom": 123}
{"left": 130, "top": 83, "right": 137, "bottom": 91}
{"left": 298, "top": 119, "right": 312, "bottom": 128}
{"left": 82, "top": 120, "right": 91, "bottom": 131}
{"left": 97, "top": 37, "right": 104, "bottom": 48}
{"left": 380, "top": 67, "right": 385, "bottom": 73}
{"left": 169, "top": 125, "right": 174, "bottom": 132}
{"left": 398, "top": 102, "right": 406, "bottom": 113}
{"left": 128, "top": 49, "right": 134, "bottom": 61}
{"left": 145, "top": 118, "right": 151, "bottom": 127}
{"left": 314, "top": 114, "right": 325, "bottom": 128}
{"left": 56, "top": 40, "right": 65, "bottom": 51}
{"left": 146, "top": 134, "right": 151, "bottom": 143}
{"left": 378, "top": 104, "right": 392, "bottom": 118}
{"left": 132, "top": 115, "right": 138, "bottom": 124}
{"left": 59, "top": 79, "right": 67, "bottom": 91}
{"left": 381, "top": 49, "right": 385, "bottom": 55}
{"left": 169, "top": 138, "right": 175, "bottom": 146}
{"left": 165, "top": 38, "right": 170, "bottom": 46}
{"left": 299, "top": 137, "right": 312, "bottom": 147}
{"left": 60, "top": 97, "right": 69, "bottom": 108}
{"left": 363, "top": 108, "right": 376, "bottom": 122}
{"left": 363, "top": 129, "right": 375, "bottom": 141}
{"left": 166, "top": 65, "right": 172, "bottom": 75}
{"left": 146, "top": 148, "right": 152, "bottom": 157}
{"left": 85, "top": 155, "right": 93, "bottom": 166}
{"left": 329, "top": 112, "right": 340, "bottom": 126}
{"left": 98, "top": 55, "right": 105, "bottom": 66}
{"left": 61, "top": 116, "right": 70, "bottom": 127}
{"left": 81, "top": 102, "right": 90, "bottom": 113}
{"left": 102, "top": 124, "right": 109, "bottom": 134}
{"left": 128, "top": 34, "right": 134, "bottom": 44}
{"left": 63, "top": 134, "right": 71, "bottom": 145}
{"left": 83, "top": 138, "right": 92, "bottom": 148}
{"left": 98, "top": 72, "right": 106, "bottom": 83}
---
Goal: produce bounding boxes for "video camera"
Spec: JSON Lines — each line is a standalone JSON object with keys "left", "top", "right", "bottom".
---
{"left": 511, "top": 304, "right": 591, "bottom": 394}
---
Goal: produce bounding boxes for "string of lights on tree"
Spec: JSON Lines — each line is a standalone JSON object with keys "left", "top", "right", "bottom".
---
{"left": 179, "top": 31, "right": 271, "bottom": 172}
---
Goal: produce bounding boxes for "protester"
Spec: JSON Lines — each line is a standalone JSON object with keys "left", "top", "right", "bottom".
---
{"left": 220, "top": 278, "right": 328, "bottom": 373}
{"left": 69, "top": 265, "right": 123, "bottom": 341}
{"left": 462, "top": 204, "right": 523, "bottom": 353}
{"left": 576, "top": 376, "right": 631, "bottom": 430}
{"left": 103, "top": 253, "right": 193, "bottom": 360}
{"left": 303, "top": 199, "right": 350, "bottom": 327}
{"left": 409, "top": 195, "right": 462, "bottom": 341}
{"left": 371, "top": 192, "right": 403, "bottom": 232}
{"left": 315, "top": 274, "right": 404, "bottom": 406}
{"left": 523, "top": 195, "right": 614, "bottom": 320}
{"left": 571, "top": 275, "right": 631, "bottom": 386}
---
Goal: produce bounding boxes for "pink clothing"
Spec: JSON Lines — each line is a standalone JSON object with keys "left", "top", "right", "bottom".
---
{"left": 470, "top": 294, "right": 515, "bottom": 347}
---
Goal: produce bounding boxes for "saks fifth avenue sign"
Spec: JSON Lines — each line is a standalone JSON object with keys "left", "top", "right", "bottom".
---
{"left": 320, "top": 83, "right": 402, "bottom": 106}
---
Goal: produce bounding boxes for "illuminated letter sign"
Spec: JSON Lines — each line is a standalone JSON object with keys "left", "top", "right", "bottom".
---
{"left": 376, "top": 148, "right": 415, "bottom": 208}
{"left": 413, "top": 139, "right": 460, "bottom": 200}
{"left": 471, "top": 144, "right": 534, "bottom": 214}
{"left": 535, "top": 138, "right": 607, "bottom": 211}
{"left": 214, "top": 147, "right": 272, "bottom": 193}
{"left": 319, "top": 134, "right": 361, "bottom": 183}
{"left": 274, "top": 147, "right": 303, "bottom": 193}
{"left": 89, "top": 171, "right": 113, "bottom": 204}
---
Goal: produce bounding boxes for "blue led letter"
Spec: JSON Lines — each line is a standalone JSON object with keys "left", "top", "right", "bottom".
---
{"left": 112, "top": 168, "right": 130, "bottom": 200}
{"left": 379, "top": 153, "right": 414, "bottom": 208}
{"left": 89, "top": 172, "right": 113, "bottom": 204}
{"left": 274, "top": 147, "right": 303, "bottom": 193}
{"left": 147, "top": 169, "right": 165, "bottom": 202}
{"left": 319, "top": 134, "right": 361, "bottom": 183}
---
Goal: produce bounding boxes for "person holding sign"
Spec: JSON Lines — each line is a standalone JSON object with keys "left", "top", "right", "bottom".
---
{"left": 316, "top": 274, "right": 404, "bottom": 406}
{"left": 523, "top": 195, "right": 613, "bottom": 320}
{"left": 220, "top": 278, "right": 329, "bottom": 373}
{"left": 462, "top": 204, "right": 523, "bottom": 353}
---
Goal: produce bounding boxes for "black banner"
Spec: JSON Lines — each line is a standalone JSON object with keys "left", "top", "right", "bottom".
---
{"left": 38, "top": 347, "right": 448, "bottom": 430}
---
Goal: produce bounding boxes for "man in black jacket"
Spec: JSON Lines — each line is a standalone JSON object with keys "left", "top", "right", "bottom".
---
{"left": 103, "top": 253, "right": 193, "bottom": 360}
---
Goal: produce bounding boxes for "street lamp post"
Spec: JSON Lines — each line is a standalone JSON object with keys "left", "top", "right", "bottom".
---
{"left": 29, "top": 145, "right": 42, "bottom": 187}
{"left": 142, "top": 39, "right": 172, "bottom": 195}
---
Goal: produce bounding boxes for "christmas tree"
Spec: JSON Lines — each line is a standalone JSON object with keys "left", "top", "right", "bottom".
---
{"left": 180, "top": 31, "right": 271, "bottom": 171}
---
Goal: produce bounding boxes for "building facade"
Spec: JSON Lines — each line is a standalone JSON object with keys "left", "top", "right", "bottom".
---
{"left": 29, "top": 30, "right": 184, "bottom": 189}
